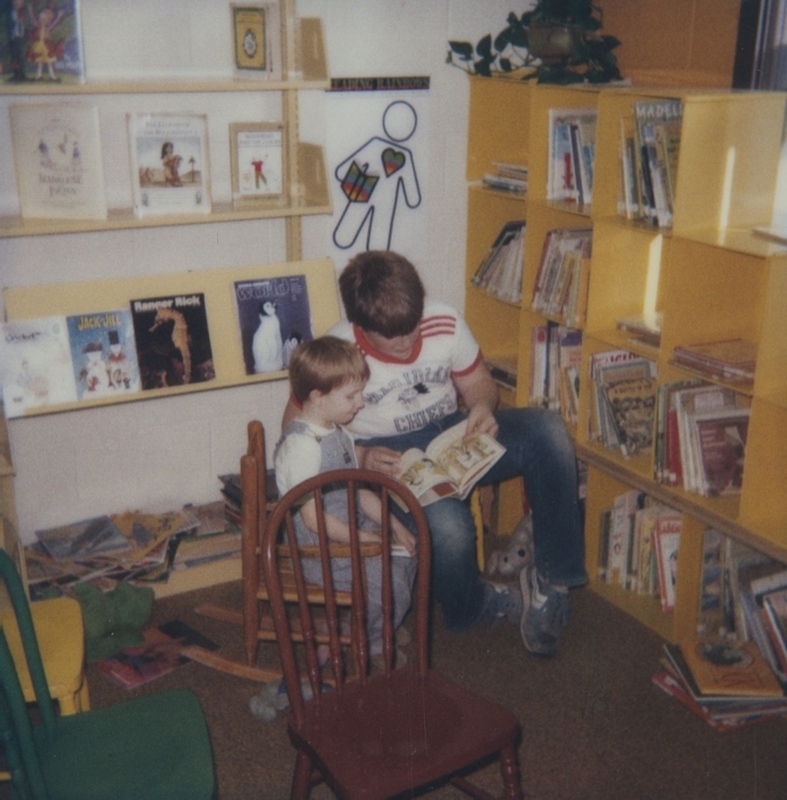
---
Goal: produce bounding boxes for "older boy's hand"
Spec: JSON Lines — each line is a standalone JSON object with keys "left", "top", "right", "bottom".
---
{"left": 357, "top": 445, "right": 402, "bottom": 476}
{"left": 465, "top": 402, "right": 499, "bottom": 439}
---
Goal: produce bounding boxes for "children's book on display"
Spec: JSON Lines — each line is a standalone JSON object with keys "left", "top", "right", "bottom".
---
{"left": 9, "top": 103, "right": 106, "bottom": 220}
{"left": 130, "top": 294, "right": 215, "bottom": 390}
{"left": 231, "top": 1, "right": 283, "bottom": 81}
{"left": 0, "top": 316, "right": 77, "bottom": 417}
{"left": 1, "top": 0, "right": 85, "bottom": 86}
{"left": 127, "top": 113, "right": 211, "bottom": 218}
{"left": 233, "top": 274, "right": 314, "bottom": 376}
{"left": 66, "top": 310, "right": 141, "bottom": 400}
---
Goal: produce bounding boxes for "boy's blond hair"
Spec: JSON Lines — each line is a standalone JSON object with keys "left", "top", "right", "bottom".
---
{"left": 288, "top": 336, "right": 370, "bottom": 404}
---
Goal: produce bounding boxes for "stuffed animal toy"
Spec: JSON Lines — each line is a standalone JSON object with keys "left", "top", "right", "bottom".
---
{"left": 485, "top": 514, "right": 534, "bottom": 581}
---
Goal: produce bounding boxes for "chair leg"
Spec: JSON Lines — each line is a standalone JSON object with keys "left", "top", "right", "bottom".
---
{"left": 290, "top": 750, "right": 314, "bottom": 800}
{"left": 499, "top": 742, "right": 523, "bottom": 800}
{"left": 77, "top": 676, "right": 90, "bottom": 711}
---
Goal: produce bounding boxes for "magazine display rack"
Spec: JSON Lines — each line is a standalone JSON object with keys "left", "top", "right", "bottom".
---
{"left": 465, "top": 75, "right": 787, "bottom": 644}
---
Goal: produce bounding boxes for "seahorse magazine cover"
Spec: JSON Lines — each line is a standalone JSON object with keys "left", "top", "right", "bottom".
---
{"left": 233, "top": 274, "right": 314, "bottom": 375}
{"left": 66, "top": 310, "right": 141, "bottom": 399}
{"left": 130, "top": 294, "right": 215, "bottom": 390}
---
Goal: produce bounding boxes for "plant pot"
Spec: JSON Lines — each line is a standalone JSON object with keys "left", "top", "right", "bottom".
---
{"left": 526, "top": 22, "right": 584, "bottom": 63}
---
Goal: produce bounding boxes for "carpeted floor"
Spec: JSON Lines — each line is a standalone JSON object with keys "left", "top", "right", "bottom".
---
{"left": 54, "top": 575, "right": 787, "bottom": 800}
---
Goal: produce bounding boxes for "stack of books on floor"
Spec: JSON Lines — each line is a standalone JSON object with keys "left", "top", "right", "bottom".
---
{"left": 24, "top": 498, "right": 240, "bottom": 599}
{"left": 653, "top": 637, "right": 787, "bottom": 731}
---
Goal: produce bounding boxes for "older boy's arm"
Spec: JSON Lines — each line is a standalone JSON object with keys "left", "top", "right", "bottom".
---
{"left": 453, "top": 360, "right": 499, "bottom": 438}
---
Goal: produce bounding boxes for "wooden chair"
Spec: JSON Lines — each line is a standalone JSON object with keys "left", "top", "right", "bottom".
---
{"left": 195, "top": 420, "right": 359, "bottom": 681}
{"left": 262, "top": 467, "right": 523, "bottom": 800}
{"left": 0, "top": 549, "right": 216, "bottom": 800}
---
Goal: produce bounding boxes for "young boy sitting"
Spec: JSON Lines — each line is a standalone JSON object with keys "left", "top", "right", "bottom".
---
{"left": 273, "top": 335, "right": 417, "bottom": 665}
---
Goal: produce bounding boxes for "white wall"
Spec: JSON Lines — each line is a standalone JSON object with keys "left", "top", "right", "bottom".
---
{"left": 1, "top": 0, "right": 533, "bottom": 543}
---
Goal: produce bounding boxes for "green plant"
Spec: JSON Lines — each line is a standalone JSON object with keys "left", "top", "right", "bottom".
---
{"left": 447, "top": 1, "right": 621, "bottom": 84}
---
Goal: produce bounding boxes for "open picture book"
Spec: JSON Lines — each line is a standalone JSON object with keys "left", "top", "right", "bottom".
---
{"left": 394, "top": 420, "right": 506, "bottom": 507}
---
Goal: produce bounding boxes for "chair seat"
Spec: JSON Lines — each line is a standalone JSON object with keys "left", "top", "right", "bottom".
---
{"left": 290, "top": 666, "right": 521, "bottom": 800}
{"left": 34, "top": 688, "right": 215, "bottom": 800}
{"left": 0, "top": 596, "right": 87, "bottom": 713}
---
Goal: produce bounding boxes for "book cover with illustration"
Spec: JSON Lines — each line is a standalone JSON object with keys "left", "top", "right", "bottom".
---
{"left": 35, "top": 514, "right": 131, "bottom": 562}
{"left": 1, "top": 315, "right": 78, "bottom": 416}
{"left": 127, "top": 113, "right": 211, "bottom": 218}
{"left": 1, "top": 0, "right": 85, "bottom": 85}
{"left": 66, "top": 309, "right": 140, "bottom": 400}
{"left": 130, "top": 294, "right": 215, "bottom": 390}
{"left": 96, "top": 620, "right": 218, "bottom": 690}
{"left": 233, "top": 274, "right": 313, "bottom": 375}
{"left": 9, "top": 102, "right": 105, "bottom": 219}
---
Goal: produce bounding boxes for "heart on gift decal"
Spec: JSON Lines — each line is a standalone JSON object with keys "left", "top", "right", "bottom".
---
{"left": 382, "top": 147, "right": 405, "bottom": 176}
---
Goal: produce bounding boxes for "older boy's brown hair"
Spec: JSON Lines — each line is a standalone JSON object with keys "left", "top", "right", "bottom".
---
{"left": 288, "top": 336, "right": 370, "bottom": 404}
{"left": 338, "top": 250, "right": 424, "bottom": 338}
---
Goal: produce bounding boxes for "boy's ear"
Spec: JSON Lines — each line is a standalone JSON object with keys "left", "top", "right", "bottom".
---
{"left": 307, "top": 388, "right": 325, "bottom": 406}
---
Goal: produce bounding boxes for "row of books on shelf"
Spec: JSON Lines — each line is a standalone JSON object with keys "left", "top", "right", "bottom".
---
{"left": 470, "top": 220, "right": 525, "bottom": 303}
{"left": 547, "top": 106, "right": 597, "bottom": 206}
{"left": 481, "top": 162, "right": 528, "bottom": 194}
{"left": 531, "top": 227, "right": 591, "bottom": 326}
{"left": 597, "top": 490, "right": 681, "bottom": 612}
{"left": 7, "top": 104, "right": 291, "bottom": 221}
{"left": 529, "top": 322, "right": 581, "bottom": 428}
{"left": 0, "top": 272, "right": 313, "bottom": 417}
{"left": 654, "top": 379, "right": 749, "bottom": 497}
{"left": 618, "top": 98, "right": 683, "bottom": 229}
{"left": 587, "top": 348, "right": 751, "bottom": 498}
{"left": 653, "top": 531, "right": 787, "bottom": 730}
{"left": 24, "top": 493, "right": 242, "bottom": 600}
{"left": 0, "top": 1, "right": 287, "bottom": 88}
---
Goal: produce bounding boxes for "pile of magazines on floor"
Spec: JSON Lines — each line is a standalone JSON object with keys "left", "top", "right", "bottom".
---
{"left": 25, "top": 491, "right": 241, "bottom": 600}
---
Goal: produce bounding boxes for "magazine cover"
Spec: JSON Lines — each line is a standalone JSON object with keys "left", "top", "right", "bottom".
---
{"left": 233, "top": 273, "right": 313, "bottom": 375}
{"left": 66, "top": 309, "right": 140, "bottom": 400}
{"left": 1, "top": 315, "right": 78, "bottom": 416}
{"left": 127, "top": 113, "right": 211, "bottom": 218}
{"left": 96, "top": 621, "right": 218, "bottom": 690}
{"left": 9, "top": 103, "right": 106, "bottom": 219}
{"left": 0, "top": 0, "right": 85, "bottom": 85}
{"left": 35, "top": 514, "right": 131, "bottom": 562}
{"left": 130, "top": 294, "right": 215, "bottom": 390}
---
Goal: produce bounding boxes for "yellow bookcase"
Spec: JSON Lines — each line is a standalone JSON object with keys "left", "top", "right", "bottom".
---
{"left": 464, "top": 75, "right": 787, "bottom": 643}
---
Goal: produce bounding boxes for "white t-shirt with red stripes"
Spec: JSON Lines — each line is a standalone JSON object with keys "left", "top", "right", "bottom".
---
{"left": 327, "top": 302, "right": 482, "bottom": 439}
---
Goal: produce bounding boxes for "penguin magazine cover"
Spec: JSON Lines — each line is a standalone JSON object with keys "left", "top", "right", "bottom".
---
{"left": 233, "top": 274, "right": 313, "bottom": 376}
{"left": 130, "top": 293, "right": 215, "bottom": 390}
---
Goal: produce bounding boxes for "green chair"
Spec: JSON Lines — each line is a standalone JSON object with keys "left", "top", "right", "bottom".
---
{"left": 0, "top": 550, "right": 216, "bottom": 800}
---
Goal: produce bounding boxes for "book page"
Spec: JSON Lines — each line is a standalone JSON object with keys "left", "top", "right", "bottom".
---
{"left": 423, "top": 420, "right": 506, "bottom": 499}
{"left": 396, "top": 447, "right": 459, "bottom": 500}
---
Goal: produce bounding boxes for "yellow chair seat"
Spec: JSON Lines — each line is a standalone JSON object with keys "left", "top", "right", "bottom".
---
{"left": 0, "top": 596, "right": 89, "bottom": 714}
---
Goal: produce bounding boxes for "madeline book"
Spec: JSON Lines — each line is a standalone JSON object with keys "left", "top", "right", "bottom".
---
{"left": 130, "top": 294, "right": 215, "bottom": 390}
{"left": 233, "top": 273, "right": 314, "bottom": 375}
{"left": 1, "top": 315, "right": 78, "bottom": 416}
{"left": 9, "top": 103, "right": 106, "bottom": 219}
{"left": 66, "top": 310, "right": 141, "bottom": 400}
{"left": 127, "top": 113, "right": 211, "bottom": 218}
{"left": 394, "top": 419, "right": 506, "bottom": 508}
{"left": 1, "top": 0, "right": 85, "bottom": 85}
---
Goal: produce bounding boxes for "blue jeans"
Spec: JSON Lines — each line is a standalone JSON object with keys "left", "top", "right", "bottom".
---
{"left": 357, "top": 407, "right": 587, "bottom": 632}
